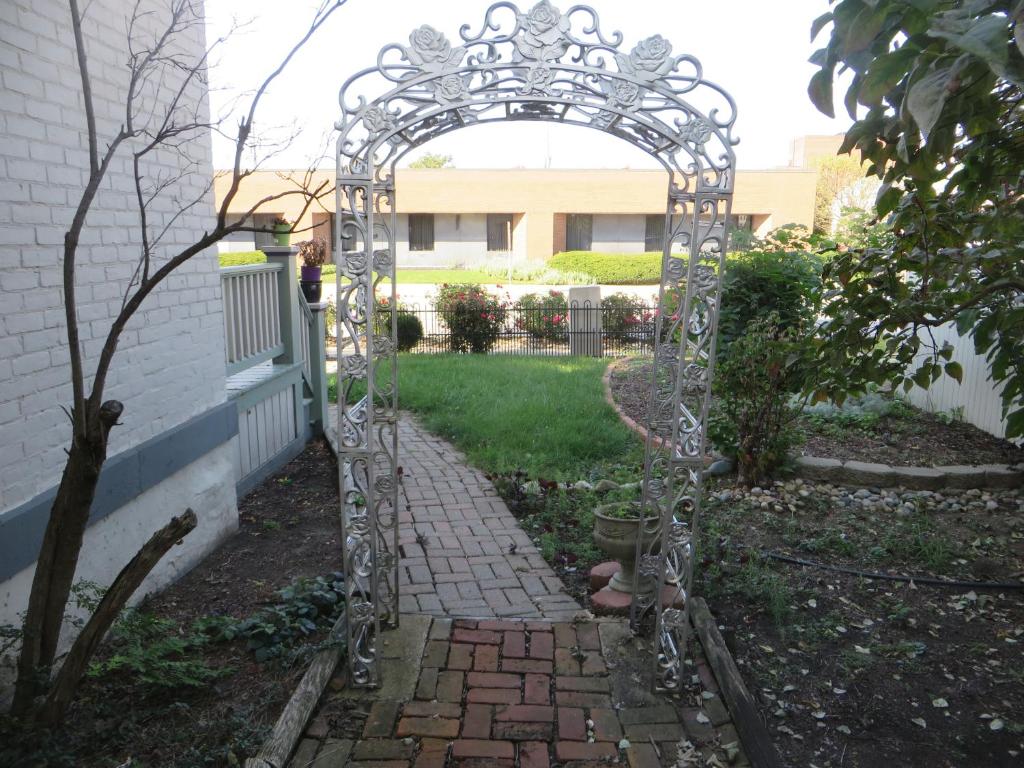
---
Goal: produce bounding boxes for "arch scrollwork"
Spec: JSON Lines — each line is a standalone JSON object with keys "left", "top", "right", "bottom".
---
{"left": 335, "top": 1, "right": 736, "bottom": 691}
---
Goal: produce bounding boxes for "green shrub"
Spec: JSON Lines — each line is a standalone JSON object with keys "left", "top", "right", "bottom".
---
{"left": 709, "top": 313, "right": 809, "bottom": 486}
{"left": 601, "top": 292, "right": 655, "bottom": 343}
{"left": 435, "top": 283, "right": 507, "bottom": 353}
{"left": 718, "top": 248, "right": 823, "bottom": 348}
{"left": 218, "top": 250, "right": 266, "bottom": 268}
{"left": 548, "top": 251, "right": 662, "bottom": 284}
{"left": 515, "top": 291, "right": 568, "bottom": 340}
{"left": 372, "top": 297, "right": 425, "bottom": 351}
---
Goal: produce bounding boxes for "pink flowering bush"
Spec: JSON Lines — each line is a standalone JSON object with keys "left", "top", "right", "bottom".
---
{"left": 515, "top": 290, "right": 568, "bottom": 341}
{"left": 602, "top": 292, "right": 655, "bottom": 343}
{"left": 435, "top": 283, "right": 507, "bottom": 353}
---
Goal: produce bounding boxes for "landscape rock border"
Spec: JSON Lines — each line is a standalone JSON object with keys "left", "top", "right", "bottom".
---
{"left": 792, "top": 455, "right": 1023, "bottom": 491}
{"left": 604, "top": 359, "right": 1022, "bottom": 492}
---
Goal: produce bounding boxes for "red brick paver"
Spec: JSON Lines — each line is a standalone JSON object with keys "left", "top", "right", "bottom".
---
{"left": 325, "top": 410, "right": 583, "bottom": 621}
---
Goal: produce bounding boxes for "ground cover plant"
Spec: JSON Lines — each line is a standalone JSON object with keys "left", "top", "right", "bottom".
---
{"left": 0, "top": 442, "right": 345, "bottom": 767}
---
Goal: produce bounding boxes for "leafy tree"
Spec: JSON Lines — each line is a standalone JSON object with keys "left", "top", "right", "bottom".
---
{"left": 812, "top": 154, "right": 870, "bottom": 233}
{"left": 808, "top": 0, "right": 1024, "bottom": 437}
{"left": 10, "top": 0, "right": 346, "bottom": 725}
{"left": 408, "top": 152, "right": 454, "bottom": 168}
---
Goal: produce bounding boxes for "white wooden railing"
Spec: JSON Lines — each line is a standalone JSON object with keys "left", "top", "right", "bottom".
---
{"left": 220, "top": 247, "right": 331, "bottom": 491}
{"left": 298, "top": 284, "right": 313, "bottom": 385}
{"left": 221, "top": 263, "right": 285, "bottom": 375}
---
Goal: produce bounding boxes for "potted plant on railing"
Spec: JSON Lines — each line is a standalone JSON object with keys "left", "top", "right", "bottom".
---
{"left": 592, "top": 500, "right": 661, "bottom": 595}
{"left": 273, "top": 216, "right": 292, "bottom": 246}
{"left": 298, "top": 236, "right": 328, "bottom": 303}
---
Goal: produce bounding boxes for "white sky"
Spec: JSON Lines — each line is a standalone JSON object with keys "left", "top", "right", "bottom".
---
{"left": 205, "top": 0, "right": 850, "bottom": 171}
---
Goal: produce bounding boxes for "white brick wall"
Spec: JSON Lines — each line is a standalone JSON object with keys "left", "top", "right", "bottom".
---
{"left": 0, "top": 0, "right": 229, "bottom": 513}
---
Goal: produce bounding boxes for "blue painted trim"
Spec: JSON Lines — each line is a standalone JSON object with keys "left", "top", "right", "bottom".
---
{"left": 0, "top": 401, "right": 238, "bottom": 583}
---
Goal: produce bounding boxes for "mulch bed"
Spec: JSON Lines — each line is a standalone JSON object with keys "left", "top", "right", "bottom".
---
{"left": 608, "top": 358, "right": 1023, "bottom": 467}
{"left": 6, "top": 440, "right": 343, "bottom": 768}
{"left": 697, "top": 481, "right": 1024, "bottom": 768}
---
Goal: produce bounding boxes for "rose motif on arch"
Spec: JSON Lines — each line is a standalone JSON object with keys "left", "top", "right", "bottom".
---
{"left": 405, "top": 25, "right": 465, "bottom": 71}
{"left": 679, "top": 118, "right": 712, "bottom": 147}
{"left": 514, "top": 1, "right": 572, "bottom": 62}
{"left": 432, "top": 73, "right": 471, "bottom": 105}
{"left": 600, "top": 78, "right": 642, "bottom": 109}
{"left": 342, "top": 352, "right": 367, "bottom": 377}
{"left": 372, "top": 249, "right": 393, "bottom": 275}
{"left": 616, "top": 34, "right": 675, "bottom": 82}
{"left": 518, "top": 64, "right": 555, "bottom": 95}
{"left": 361, "top": 106, "right": 394, "bottom": 136}
{"left": 349, "top": 600, "right": 375, "bottom": 625}
{"left": 692, "top": 265, "right": 718, "bottom": 295}
{"left": 343, "top": 250, "right": 367, "bottom": 277}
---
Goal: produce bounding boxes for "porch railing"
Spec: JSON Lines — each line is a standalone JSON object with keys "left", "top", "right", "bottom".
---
{"left": 221, "top": 263, "right": 285, "bottom": 375}
{"left": 220, "top": 246, "right": 329, "bottom": 492}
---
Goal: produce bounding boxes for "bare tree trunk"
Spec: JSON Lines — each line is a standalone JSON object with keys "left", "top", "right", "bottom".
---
{"left": 35, "top": 509, "right": 198, "bottom": 725}
{"left": 11, "top": 401, "right": 122, "bottom": 715}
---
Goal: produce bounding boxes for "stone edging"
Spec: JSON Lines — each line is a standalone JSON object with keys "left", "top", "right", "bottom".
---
{"left": 604, "top": 359, "right": 1022, "bottom": 491}
{"left": 602, "top": 358, "right": 667, "bottom": 450}
{"left": 792, "top": 454, "right": 1023, "bottom": 491}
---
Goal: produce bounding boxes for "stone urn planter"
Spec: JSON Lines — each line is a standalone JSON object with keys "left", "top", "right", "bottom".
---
{"left": 592, "top": 501, "right": 661, "bottom": 594}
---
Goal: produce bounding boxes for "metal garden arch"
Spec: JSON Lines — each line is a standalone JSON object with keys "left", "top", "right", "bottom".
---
{"left": 334, "top": 0, "right": 737, "bottom": 691}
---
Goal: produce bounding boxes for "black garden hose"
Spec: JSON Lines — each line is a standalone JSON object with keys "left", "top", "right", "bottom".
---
{"left": 761, "top": 549, "right": 1024, "bottom": 591}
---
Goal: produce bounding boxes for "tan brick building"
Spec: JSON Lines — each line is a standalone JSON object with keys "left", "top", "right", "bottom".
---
{"left": 215, "top": 136, "right": 842, "bottom": 266}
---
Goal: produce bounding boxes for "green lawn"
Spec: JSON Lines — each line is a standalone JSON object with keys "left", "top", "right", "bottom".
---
{"left": 218, "top": 253, "right": 524, "bottom": 285}
{"left": 329, "top": 355, "right": 640, "bottom": 478}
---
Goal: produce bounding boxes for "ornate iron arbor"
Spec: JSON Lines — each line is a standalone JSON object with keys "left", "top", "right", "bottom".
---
{"left": 334, "top": 1, "right": 737, "bottom": 691}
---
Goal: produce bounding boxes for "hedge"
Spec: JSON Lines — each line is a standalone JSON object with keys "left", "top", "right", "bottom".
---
{"left": 547, "top": 251, "right": 662, "bottom": 284}
{"left": 218, "top": 250, "right": 266, "bottom": 267}
{"left": 218, "top": 250, "right": 337, "bottom": 279}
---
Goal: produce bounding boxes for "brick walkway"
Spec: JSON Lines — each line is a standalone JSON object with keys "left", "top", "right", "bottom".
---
{"left": 292, "top": 615, "right": 750, "bottom": 767}
{"left": 326, "top": 408, "right": 581, "bottom": 620}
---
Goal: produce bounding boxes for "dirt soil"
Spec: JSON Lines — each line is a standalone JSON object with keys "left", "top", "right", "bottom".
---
{"left": 697, "top": 481, "right": 1024, "bottom": 768}
{"left": 6, "top": 440, "right": 343, "bottom": 768}
{"left": 609, "top": 358, "right": 1023, "bottom": 467}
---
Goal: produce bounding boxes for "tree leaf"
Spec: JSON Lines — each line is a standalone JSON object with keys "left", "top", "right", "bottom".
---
{"left": 809, "top": 68, "right": 837, "bottom": 118}
{"left": 929, "top": 11, "right": 1009, "bottom": 69}
{"left": 906, "top": 61, "right": 955, "bottom": 137}
{"left": 811, "top": 11, "right": 834, "bottom": 41}
{"left": 859, "top": 45, "right": 918, "bottom": 105}
{"left": 945, "top": 361, "right": 963, "bottom": 383}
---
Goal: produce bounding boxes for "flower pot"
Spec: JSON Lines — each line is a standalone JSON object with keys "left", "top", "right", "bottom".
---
{"left": 300, "top": 265, "right": 322, "bottom": 282}
{"left": 273, "top": 223, "right": 291, "bottom": 246}
{"left": 592, "top": 502, "right": 661, "bottom": 594}
{"left": 300, "top": 279, "right": 322, "bottom": 303}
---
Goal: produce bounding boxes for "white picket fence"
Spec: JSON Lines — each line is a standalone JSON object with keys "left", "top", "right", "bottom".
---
{"left": 905, "top": 321, "right": 1014, "bottom": 441}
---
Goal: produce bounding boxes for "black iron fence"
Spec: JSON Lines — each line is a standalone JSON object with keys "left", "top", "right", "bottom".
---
{"left": 394, "top": 301, "right": 658, "bottom": 357}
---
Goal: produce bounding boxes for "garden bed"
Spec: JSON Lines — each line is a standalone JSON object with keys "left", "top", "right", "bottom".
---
{"left": 2, "top": 440, "right": 343, "bottom": 768}
{"left": 696, "top": 479, "right": 1024, "bottom": 767}
{"left": 608, "top": 357, "right": 1023, "bottom": 468}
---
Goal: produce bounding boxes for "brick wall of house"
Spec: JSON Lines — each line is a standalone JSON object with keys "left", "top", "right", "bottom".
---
{"left": 0, "top": 0, "right": 228, "bottom": 513}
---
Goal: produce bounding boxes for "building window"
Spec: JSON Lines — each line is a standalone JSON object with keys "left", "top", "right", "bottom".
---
{"left": 487, "top": 214, "right": 513, "bottom": 252}
{"left": 644, "top": 214, "right": 665, "bottom": 252}
{"left": 566, "top": 214, "right": 592, "bottom": 251}
{"left": 408, "top": 214, "right": 434, "bottom": 251}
